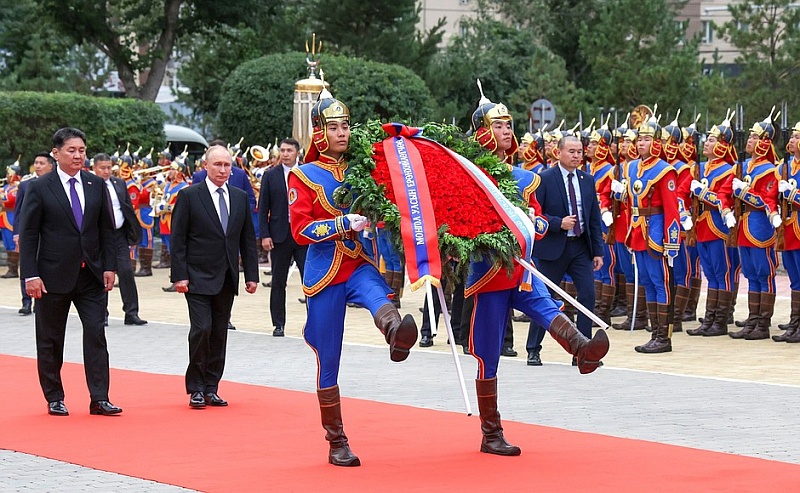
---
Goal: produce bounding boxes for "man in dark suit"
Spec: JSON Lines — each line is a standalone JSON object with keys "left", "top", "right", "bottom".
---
{"left": 170, "top": 145, "right": 259, "bottom": 409}
{"left": 258, "top": 138, "right": 308, "bottom": 337}
{"left": 526, "top": 135, "right": 605, "bottom": 365}
{"left": 13, "top": 152, "right": 55, "bottom": 315}
{"left": 92, "top": 154, "right": 147, "bottom": 326}
{"left": 18, "top": 128, "right": 121, "bottom": 417}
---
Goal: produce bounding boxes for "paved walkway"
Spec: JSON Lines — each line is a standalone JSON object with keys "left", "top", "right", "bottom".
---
{"left": 1, "top": 267, "right": 798, "bottom": 490}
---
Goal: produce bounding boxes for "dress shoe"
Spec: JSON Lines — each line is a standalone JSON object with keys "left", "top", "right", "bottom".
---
{"left": 419, "top": 335, "right": 434, "bottom": 347}
{"left": 189, "top": 391, "right": 206, "bottom": 408}
{"left": 262, "top": 281, "right": 272, "bottom": 288}
{"left": 89, "top": 400, "right": 122, "bottom": 415}
{"left": 273, "top": 326, "right": 285, "bottom": 337}
{"left": 18, "top": 300, "right": 32, "bottom": 315}
{"left": 511, "top": 313, "right": 530, "bottom": 323}
{"left": 204, "top": 393, "right": 228, "bottom": 406}
{"left": 162, "top": 283, "right": 178, "bottom": 292}
{"left": 527, "top": 350, "right": 542, "bottom": 366}
{"left": 124, "top": 315, "right": 148, "bottom": 326}
{"left": 501, "top": 346, "right": 517, "bottom": 357}
{"left": 227, "top": 322, "right": 236, "bottom": 330}
{"left": 48, "top": 400, "right": 69, "bottom": 416}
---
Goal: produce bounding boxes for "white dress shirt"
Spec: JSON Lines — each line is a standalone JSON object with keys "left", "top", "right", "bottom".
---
{"left": 104, "top": 179, "right": 124, "bottom": 229}
{"left": 205, "top": 178, "right": 230, "bottom": 225}
{"left": 557, "top": 163, "right": 585, "bottom": 236}
{"left": 57, "top": 166, "right": 84, "bottom": 213}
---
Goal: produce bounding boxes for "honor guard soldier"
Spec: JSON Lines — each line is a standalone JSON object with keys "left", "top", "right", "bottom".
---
{"left": 120, "top": 154, "right": 142, "bottom": 272}
{"left": 1, "top": 161, "right": 22, "bottom": 278}
{"left": 728, "top": 111, "right": 781, "bottom": 340}
{"left": 620, "top": 112, "right": 681, "bottom": 353}
{"left": 156, "top": 162, "right": 188, "bottom": 273}
{"left": 133, "top": 149, "right": 159, "bottom": 277}
{"left": 685, "top": 112, "right": 738, "bottom": 337}
{"left": 679, "top": 119, "right": 704, "bottom": 322}
{"left": 587, "top": 120, "right": 617, "bottom": 324}
{"left": 288, "top": 86, "right": 418, "bottom": 467}
{"left": 518, "top": 131, "right": 547, "bottom": 174}
{"left": 775, "top": 121, "right": 800, "bottom": 342}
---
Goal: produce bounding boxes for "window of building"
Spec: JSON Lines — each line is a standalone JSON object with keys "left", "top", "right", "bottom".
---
{"left": 701, "top": 21, "right": 714, "bottom": 44}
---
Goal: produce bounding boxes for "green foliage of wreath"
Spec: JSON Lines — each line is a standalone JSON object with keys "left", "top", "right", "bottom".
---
{"left": 336, "top": 120, "right": 524, "bottom": 278}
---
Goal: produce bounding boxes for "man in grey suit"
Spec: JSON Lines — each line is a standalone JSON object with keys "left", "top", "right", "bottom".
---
{"left": 170, "top": 145, "right": 259, "bottom": 409}
{"left": 18, "top": 127, "right": 120, "bottom": 417}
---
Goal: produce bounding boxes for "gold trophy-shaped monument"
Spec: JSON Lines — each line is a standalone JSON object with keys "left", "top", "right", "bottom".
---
{"left": 293, "top": 33, "right": 330, "bottom": 152}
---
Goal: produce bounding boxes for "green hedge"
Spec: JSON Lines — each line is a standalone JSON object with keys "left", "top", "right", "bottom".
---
{"left": 0, "top": 91, "right": 166, "bottom": 172}
{"left": 217, "top": 52, "right": 438, "bottom": 145}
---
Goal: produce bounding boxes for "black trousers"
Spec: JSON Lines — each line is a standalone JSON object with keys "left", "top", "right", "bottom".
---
{"left": 269, "top": 238, "right": 307, "bottom": 327}
{"left": 35, "top": 266, "right": 110, "bottom": 402}
{"left": 109, "top": 228, "right": 139, "bottom": 319}
{"left": 185, "top": 273, "right": 235, "bottom": 394}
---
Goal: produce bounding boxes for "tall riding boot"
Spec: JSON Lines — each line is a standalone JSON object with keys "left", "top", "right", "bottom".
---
{"left": 374, "top": 303, "right": 417, "bottom": 362}
{"left": 317, "top": 385, "right": 360, "bottom": 467}
{"left": 638, "top": 304, "right": 672, "bottom": 353}
{"left": 682, "top": 277, "right": 702, "bottom": 321}
{"left": 774, "top": 290, "right": 800, "bottom": 341}
{"left": 610, "top": 274, "right": 628, "bottom": 317}
{"left": 635, "top": 286, "right": 649, "bottom": 330}
{"left": 729, "top": 292, "right": 760, "bottom": 339}
{"left": 706, "top": 289, "right": 733, "bottom": 336}
{"left": 635, "top": 302, "right": 659, "bottom": 351}
{"left": 745, "top": 292, "right": 774, "bottom": 340}
{"left": 687, "top": 289, "right": 718, "bottom": 336}
{"left": 134, "top": 248, "right": 153, "bottom": 277}
{"left": 476, "top": 377, "right": 521, "bottom": 456}
{"left": 547, "top": 314, "right": 609, "bottom": 374}
{"left": 594, "top": 280, "right": 603, "bottom": 311}
{"left": 563, "top": 281, "right": 578, "bottom": 322}
{"left": 390, "top": 271, "right": 403, "bottom": 309}
{"left": 154, "top": 243, "right": 170, "bottom": 268}
{"left": 612, "top": 283, "right": 636, "bottom": 330}
{"left": 1, "top": 251, "right": 19, "bottom": 278}
{"left": 672, "top": 285, "right": 691, "bottom": 333}
{"left": 596, "top": 283, "right": 616, "bottom": 326}
{"left": 130, "top": 254, "right": 137, "bottom": 273}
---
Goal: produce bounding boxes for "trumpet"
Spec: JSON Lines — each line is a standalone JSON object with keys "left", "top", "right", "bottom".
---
{"left": 250, "top": 145, "right": 270, "bottom": 163}
{"left": 132, "top": 163, "right": 176, "bottom": 177}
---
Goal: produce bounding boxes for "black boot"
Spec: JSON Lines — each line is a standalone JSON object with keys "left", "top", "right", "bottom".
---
{"left": 317, "top": 385, "right": 360, "bottom": 467}
{"left": 18, "top": 298, "right": 32, "bottom": 315}
{"left": 547, "top": 314, "right": 609, "bottom": 374}
{"left": 476, "top": 377, "right": 520, "bottom": 456}
{"left": 374, "top": 304, "right": 417, "bottom": 362}
{"left": 134, "top": 248, "right": 153, "bottom": 277}
{"left": 154, "top": 243, "right": 170, "bottom": 269}
{"left": 774, "top": 290, "right": 800, "bottom": 341}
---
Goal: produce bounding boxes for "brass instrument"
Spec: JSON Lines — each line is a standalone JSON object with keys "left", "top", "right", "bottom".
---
{"left": 630, "top": 105, "right": 654, "bottom": 129}
{"left": 132, "top": 163, "right": 176, "bottom": 177}
{"left": 250, "top": 144, "right": 270, "bottom": 163}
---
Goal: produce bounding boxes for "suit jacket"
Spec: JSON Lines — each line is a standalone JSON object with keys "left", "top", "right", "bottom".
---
{"left": 109, "top": 176, "right": 142, "bottom": 245}
{"left": 192, "top": 167, "right": 256, "bottom": 213}
{"left": 533, "top": 164, "right": 604, "bottom": 262}
{"left": 18, "top": 168, "right": 117, "bottom": 293}
{"left": 258, "top": 165, "right": 292, "bottom": 243}
{"left": 12, "top": 178, "right": 31, "bottom": 234}
{"left": 170, "top": 180, "right": 258, "bottom": 296}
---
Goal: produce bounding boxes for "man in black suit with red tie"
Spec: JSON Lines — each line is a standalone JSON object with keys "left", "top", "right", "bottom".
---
{"left": 92, "top": 154, "right": 147, "bottom": 326}
{"left": 526, "top": 136, "right": 605, "bottom": 365}
{"left": 170, "top": 145, "right": 259, "bottom": 409}
{"left": 18, "top": 127, "right": 121, "bottom": 417}
{"left": 258, "top": 138, "right": 308, "bottom": 337}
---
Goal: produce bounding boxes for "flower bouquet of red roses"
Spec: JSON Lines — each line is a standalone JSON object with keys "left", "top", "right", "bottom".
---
{"left": 341, "top": 120, "right": 523, "bottom": 276}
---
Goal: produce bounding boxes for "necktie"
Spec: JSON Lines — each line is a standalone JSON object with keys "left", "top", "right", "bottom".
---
{"left": 69, "top": 177, "right": 83, "bottom": 230}
{"left": 217, "top": 188, "right": 228, "bottom": 233}
{"left": 567, "top": 172, "right": 582, "bottom": 237}
{"left": 105, "top": 182, "right": 117, "bottom": 228}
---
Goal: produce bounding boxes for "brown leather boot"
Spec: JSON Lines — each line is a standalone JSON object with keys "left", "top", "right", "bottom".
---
{"left": 130, "top": 254, "right": 137, "bottom": 273}
{"left": 1, "top": 251, "right": 19, "bottom": 278}
{"left": 374, "top": 304, "right": 417, "bottom": 362}
{"left": 563, "top": 281, "right": 578, "bottom": 322}
{"left": 134, "top": 248, "right": 153, "bottom": 277}
{"left": 705, "top": 289, "right": 733, "bottom": 336}
{"left": 672, "top": 285, "right": 691, "bottom": 332}
{"left": 317, "top": 385, "right": 360, "bottom": 467}
{"left": 682, "top": 277, "right": 702, "bottom": 321}
{"left": 687, "top": 289, "right": 717, "bottom": 336}
{"left": 745, "top": 292, "right": 774, "bottom": 340}
{"left": 476, "top": 377, "right": 520, "bottom": 456}
{"left": 612, "top": 283, "right": 636, "bottom": 330}
{"left": 154, "top": 243, "right": 170, "bottom": 269}
{"left": 635, "top": 301, "right": 659, "bottom": 351}
{"left": 729, "top": 292, "right": 760, "bottom": 339}
{"left": 594, "top": 280, "right": 603, "bottom": 311}
{"left": 610, "top": 274, "right": 628, "bottom": 317}
{"left": 637, "top": 304, "right": 672, "bottom": 353}
{"left": 595, "top": 283, "right": 616, "bottom": 326}
{"left": 547, "top": 314, "right": 609, "bottom": 374}
{"left": 390, "top": 271, "right": 403, "bottom": 309}
{"left": 774, "top": 290, "right": 800, "bottom": 340}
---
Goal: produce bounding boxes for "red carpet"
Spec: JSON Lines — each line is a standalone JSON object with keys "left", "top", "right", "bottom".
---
{"left": 1, "top": 354, "right": 798, "bottom": 492}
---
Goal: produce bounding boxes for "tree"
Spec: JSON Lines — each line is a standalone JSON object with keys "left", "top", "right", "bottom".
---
{"left": 717, "top": 0, "right": 800, "bottom": 118}
{"left": 37, "top": 0, "right": 275, "bottom": 101}
{"left": 216, "top": 52, "right": 438, "bottom": 145}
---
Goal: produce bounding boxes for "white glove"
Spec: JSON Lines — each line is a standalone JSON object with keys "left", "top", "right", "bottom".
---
{"left": 771, "top": 214, "right": 783, "bottom": 228}
{"left": 732, "top": 178, "right": 746, "bottom": 192}
{"left": 610, "top": 179, "right": 625, "bottom": 194}
{"left": 681, "top": 216, "right": 694, "bottom": 231}
{"left": 724, "top": 212, "right": 737, "bottom": 228}
{"left": 346, "top": 214, "right": 368, "bottom": 232}
{"left": 779, "top": 180, "right": 793, "bottom": 193}
{"left": 601, "top": 210, "right": 614, "bottom": 227}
